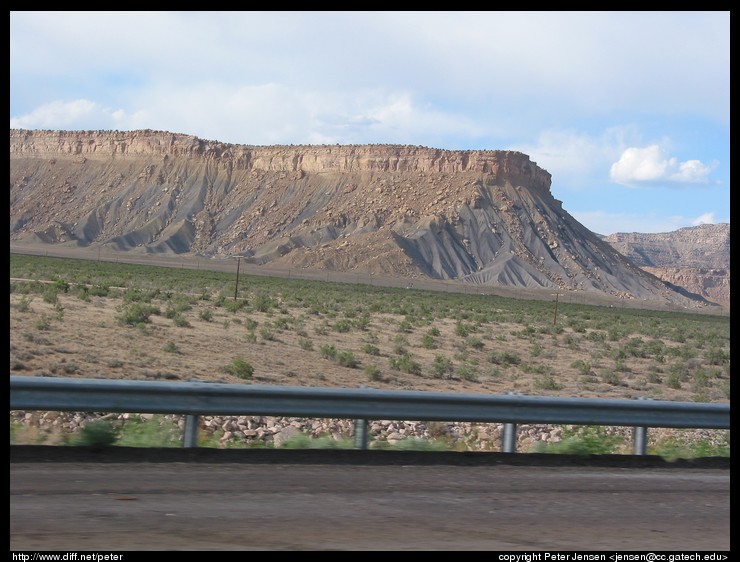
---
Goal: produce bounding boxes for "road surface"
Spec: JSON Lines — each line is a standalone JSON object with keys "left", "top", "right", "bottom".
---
{"left": 10, "top": 447, "right": 730, "bottom": 551}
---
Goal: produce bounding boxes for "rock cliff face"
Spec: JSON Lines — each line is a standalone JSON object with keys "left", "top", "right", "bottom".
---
{"left": 603, "top": 225, "right": 730, "bottom": 307}
{"left": 9, "top": 129, "right": 717, "bottom": 309}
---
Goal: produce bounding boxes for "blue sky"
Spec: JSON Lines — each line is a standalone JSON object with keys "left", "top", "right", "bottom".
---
{"left": 10, "top": 11, "right": 729, "bottom": 236}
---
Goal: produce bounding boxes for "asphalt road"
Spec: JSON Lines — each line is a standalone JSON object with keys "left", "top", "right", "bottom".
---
{"left": 10, "top": 447, "right": 730, "bottom": 552}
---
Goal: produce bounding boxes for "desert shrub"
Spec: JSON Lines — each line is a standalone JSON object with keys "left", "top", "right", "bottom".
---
{"left": 172, "top": 313, "right": 191, "bottom": 328}
{"left": 223, "top": 357, "right": 254, "bottom": 380}
{"left": 116, "top": 415, "right": 181, "bottom": 448}
{"left": 35, "top": 315, "right": 52, "bottom": 331}
{"left": 243, "top": 331, "right": 257, "bottom": 343}
{"left": 333, "top": 319, "right": 352, "bottom": 333}
{"left": 455, "top": 321, "right": 473, "bottom": 337}
{"left": 389, "top": 354, "right": 422, "bottom": 375}
{"left": 488, "top": 351, "right": 521, "bottom": 366}
{"left": 84, "top": 284, "right": 108, "bottom": 297}
{"left": 319, "top": 344, "right": 337, "bottom": 360}
{"left": 534, "top": 374, "right": 564, "bottom": 391}
{"left": 364, "top": 364, "right": 382, "bottom": 381}
{"left": 259, "top": 327, "right": 276, "bottom": 341}
{"left": 704, "top": 347, "right": 729, "bottom": 365}
{"left": 456, "top": 364, "right": 479, "bottom": 382}
{"left": 223, "top": 299, "right": 249, "bottom": 313}
{"left": 122, "top": 288, "right": 157, "bottom": 304}
{"left": 467, "top": 337, "right": 485, "bottom": 350}
{"left": 14, "top": 296, "right": 33, "bottom": 312}
{"left": 75, "top": 420, "right": 117, "bottom": 448}
{"left": 600, "top": 370, "right": 622, "bottom": 386}
{"left": 397, "top": 319, "right": 413, "bottom": 333}
{"left": 532, "top": 425, "right": 625, "bottom": 455}
{"left": 571, "top": 359, "right": 592, "bottom": 377}
{"left": 336, "top": 350, "right": 359, "bottom": 368}
{"left": 252, "top": 292, "right": 276, "bottom": 312}
{"left": 298, "top": 338, "right": 314, "bottom": 351}
{"left": 666, "top": 372, "right": 682, "bottom": 389}
{"left": 431, "top": 355, "right": 453, "bottom": 378}
{"left": 42, "top": 287, "right": 59, "bottom": 304}
{"left": 352, "top": 315, "right": 371, "bottom": 331}
{"left": 116, "top": 303, "right": 160, "bottom": 326}
{"left": 422, "top": 334, "right": 437, "bottom": 349}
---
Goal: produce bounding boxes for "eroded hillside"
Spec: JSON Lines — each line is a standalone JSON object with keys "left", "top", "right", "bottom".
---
{"left": 603, "top": 225, "right": 730, "bottom": 307}
{"left": 10, "top": 129, "right": 714, "bottom": 309}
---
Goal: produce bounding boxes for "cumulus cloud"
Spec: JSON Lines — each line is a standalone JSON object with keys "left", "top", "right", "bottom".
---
{"left": 610, "top": 145, "right": 714, "bottom": 186}
{"left": 691, "top": 212, "right": 716, "bottom": 226}
{"left": 512, "top": 127, "right": 637, "bottom": 190}
{"left": 10, "top": 99, "right": 126, "bottom": 130}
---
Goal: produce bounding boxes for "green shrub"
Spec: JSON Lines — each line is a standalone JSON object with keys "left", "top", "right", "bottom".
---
{"left": 533, "top": 425, "right": 625, "bottom": 455}
{"left": 42, "top": 287, "right": 59, "bottom": 304}
{"left": 253, "top": 292, "right": 276, "bottom": 312}
{"left": 534, "top": 374, "right": 564, "bottom": 391}
{"left": 223, "top": 299, "right": 249, "bottom": 313}
{"left": 333, "top": 319, "right": 352, "bottom": 333}
{"left": 75, "top": 420, "right": 117, "bottom": 448}
{"left": 362, "top": 343, "right": 380, "bottom": 356}
{"left": 116, "top": 415, "right": 181, "bottom": 448}
{"left": 431, "top": 355, "right": 453, "bottom": 378}
{"left": 422, "top": 334, "right": 437, "bottom": 349}
{"left": 172, "top": 313, "right": 191, "bottom": 327}
{"left": 488, "top": 351, "right": 521, "bottom": 366}
{"left": 336, "top": 350, "right": 359, "bottom": 368}
{"left": 389, "top": 354, "right": 422, "bottom": 375}
{"left": 116, "top": 303, "right": 160, "bottom": 326}
{"left": 319, "top": 344, "right": 337, "bottom": 360}
{"left": 14, "top": 296, "right": 33, "bottom": 312}
{"left": 571, "top": 359, "right": 592, "bottom": 377}
{"left": 456, "top": 364, "right": 479, "bottom": 382}
{"left": 35, "top": 315, "right": 52, "bottom": 331}
{"left": 365, "top": 364, "right": 382, "bottom": 381}
{"left": 223, "top": 357, "right": 254, "bottom": 380}
{"left": 704, "top": 347, "right": 729, "bottom": 365}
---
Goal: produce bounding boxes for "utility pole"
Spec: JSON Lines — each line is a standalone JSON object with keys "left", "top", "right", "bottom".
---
{"left": 234, "top": 256, "right": 241, "bottom": 301}
{"left": 553, "top": 292, "right": 559, "bottom": 325}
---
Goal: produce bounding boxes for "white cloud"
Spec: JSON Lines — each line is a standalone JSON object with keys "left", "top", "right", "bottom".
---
{"left": 571, "top": 210, "right": 699, "bottom": 236}
{"left": 610, "top": 145, "right": 714, "bottom": 186}
{"left": 11, "top": 83, "right": 486, "bottom": 148}
{"left": 9, "top": 99, "right": 120, "bottom": 130}
{"left": 691, "top": 212, "right": 716, "bottom": 226}
{"left": 512, "top": 127, "right": 638, "bottom": 190}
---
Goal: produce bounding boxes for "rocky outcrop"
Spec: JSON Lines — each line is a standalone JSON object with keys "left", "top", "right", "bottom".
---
{"left": 10, "top": 128, "right": 716, "bottom": 309}
{"left": 603, "top": 225, "right": 730, "bottom": 307}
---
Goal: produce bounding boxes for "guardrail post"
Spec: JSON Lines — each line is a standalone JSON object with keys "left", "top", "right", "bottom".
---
{"left": 632, "top": 426, "right": 648, "bottom": 456}
{"left": 354, "top": 418, "right": 369, "bottom": 450}
{"left": 183, "top": 414, "right": 199, "bottom": 448}
{"left": 502, "top": 423, "right": 517, "bottom": 453}
{"left": 632, "top": 397, "right": 653, "bottom": 456}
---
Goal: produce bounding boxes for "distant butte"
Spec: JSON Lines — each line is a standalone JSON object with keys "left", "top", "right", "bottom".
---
{"left": 10, "top": 129, "right": 726, "bottom": 309}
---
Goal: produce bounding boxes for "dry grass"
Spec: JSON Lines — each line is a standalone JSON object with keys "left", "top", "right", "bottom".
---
{"left": 9, "top": 286, "right": 730, "bottom": 403}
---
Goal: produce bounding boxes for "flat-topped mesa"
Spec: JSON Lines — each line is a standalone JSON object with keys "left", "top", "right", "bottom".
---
{"left": 9, "top": 129, "right": 553, "bottom": 192}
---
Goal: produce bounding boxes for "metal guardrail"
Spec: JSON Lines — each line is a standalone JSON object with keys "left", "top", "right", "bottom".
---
{"left": 9, "top": 376, "right": 730, "bottom": 454}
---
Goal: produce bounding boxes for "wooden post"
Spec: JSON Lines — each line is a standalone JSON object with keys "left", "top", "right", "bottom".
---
{"left": 234, "top": 257, "right": 241, "bottom": 300}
